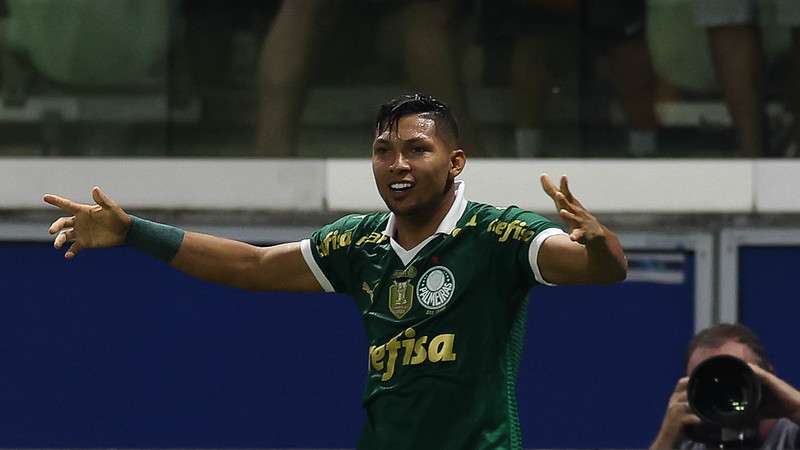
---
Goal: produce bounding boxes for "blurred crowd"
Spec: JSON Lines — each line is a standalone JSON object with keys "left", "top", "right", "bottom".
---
{"left": 0, "top": 0, "right": 798, "bottom": 158}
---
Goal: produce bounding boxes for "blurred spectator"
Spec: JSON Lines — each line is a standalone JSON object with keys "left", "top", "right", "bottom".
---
{"left": 256, "top": 0, "right": 483, "bottom": 157}
{"left": 0, "top": 0, "right": 178, "bottom": 155}
{"left": 1, "top": 0, "right": 172, "bottom": 90}
{"left": 181, "top": 0, "right": 278, "bottom": 92}
{"left": 480, "top": 0, "right": 659, "bottom": 157}
{"left": 693, "top": 0, "right": 800, "bottom": 157}
{"left": 583, "top": 0, "right": 660, "bottom": 157}
{"left": 479, "top": 0, "right": 580, "bottom": 157}
{"left": 1, "top": 0, "right": 22, "bottom": 106}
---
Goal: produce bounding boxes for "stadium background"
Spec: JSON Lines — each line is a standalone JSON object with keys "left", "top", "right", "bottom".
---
{"left": 1, "top": 0, "right": 799, "bottom": 448}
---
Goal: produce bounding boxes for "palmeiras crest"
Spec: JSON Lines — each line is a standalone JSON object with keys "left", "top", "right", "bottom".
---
{"left": 417, "top": 266, "right": 455, "bottom": 311}
{"left": 388, "top": 266, "right": 417, "bottom": 319}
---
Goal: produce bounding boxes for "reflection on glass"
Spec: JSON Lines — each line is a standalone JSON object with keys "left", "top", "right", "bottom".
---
{"left": 0, "top": 0, "right": 797, "bottom": 158}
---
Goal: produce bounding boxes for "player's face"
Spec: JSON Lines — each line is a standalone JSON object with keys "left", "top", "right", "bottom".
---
{"left": 371, "top": 114, "right": 463, "bottom": 218}
{"left": 686, "top": 340, "right": 760, "bottom": 375}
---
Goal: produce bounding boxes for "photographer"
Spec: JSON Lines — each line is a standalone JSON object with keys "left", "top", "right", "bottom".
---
{"left": 650, "top": 324, "right": 800, "bottom": 449}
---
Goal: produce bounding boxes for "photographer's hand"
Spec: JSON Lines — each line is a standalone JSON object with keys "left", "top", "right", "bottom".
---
{"left": 748, "top": 363, "right": 800, "bottom": 425}
{"left": 650, "top": 377, "right": 702, "bottom": 450}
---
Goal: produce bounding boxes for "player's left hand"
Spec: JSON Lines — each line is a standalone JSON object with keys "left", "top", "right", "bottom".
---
{"left": 747, "top": 363, "right": 800, "bottom": 425}
{"left": 539, "top": 173, "right": 605, "bottom": 245}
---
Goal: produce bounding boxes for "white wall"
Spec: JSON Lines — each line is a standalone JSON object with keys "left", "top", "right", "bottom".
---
{"left": 0, "top": 158, "right": 793, "bottom": 213}
{"left": 0, "top": 159, "right": 325, "bottom": 210}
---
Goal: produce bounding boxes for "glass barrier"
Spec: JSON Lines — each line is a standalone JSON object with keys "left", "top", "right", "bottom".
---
{"left": 0, "top": 0, "right": 797, "bottom": 158}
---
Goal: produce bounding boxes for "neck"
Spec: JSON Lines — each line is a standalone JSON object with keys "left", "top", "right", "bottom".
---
{"left": 394, "top": 186, "right": 456, "bottom": 250}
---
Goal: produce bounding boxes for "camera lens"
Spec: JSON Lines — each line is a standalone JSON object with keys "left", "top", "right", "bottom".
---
{"left": 687, "top": 355, "right": 761, "bottom": 428}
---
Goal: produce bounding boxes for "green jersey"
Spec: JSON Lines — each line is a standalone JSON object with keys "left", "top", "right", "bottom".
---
{"left": 300, "top": 182, "right": 564, "bottom": 450}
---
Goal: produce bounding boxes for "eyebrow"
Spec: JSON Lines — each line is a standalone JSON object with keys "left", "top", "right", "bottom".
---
{"left": 372, "top": 136, "right": 431, "bottom": 146}
{"left": 403, "top": 137, "right": 430, "bottom": 146}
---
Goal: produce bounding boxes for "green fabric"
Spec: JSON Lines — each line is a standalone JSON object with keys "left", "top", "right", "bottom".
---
{"left": 125, "top": 215, "right": 184, "bottom": 263}
{"left": 307, "top": 202, "right": 562, "bottom": 450}
{"left": 4, "top": 0, "right": 170, "bottom": 86}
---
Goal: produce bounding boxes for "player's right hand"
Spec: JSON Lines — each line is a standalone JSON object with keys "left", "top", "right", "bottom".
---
{"left": 650, "top": 377, "right": 702, "bottom": 449}
{"left": 43, "top": 186, "right": 132, "bottom": 259}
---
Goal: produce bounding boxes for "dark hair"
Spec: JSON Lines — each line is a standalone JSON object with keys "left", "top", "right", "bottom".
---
{"left": 686, "top": 323, "right": 774, "bottom": 372}
{"left": 374, "top": 94, "right": 460, "bottom": 148}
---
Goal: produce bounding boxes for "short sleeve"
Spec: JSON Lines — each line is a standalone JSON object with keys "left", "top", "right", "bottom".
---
{"left": 481, "top": 206, "right": 566, "bottom": 287}
{"left": 301, "top": 214, "right": 365, "bottom": 294}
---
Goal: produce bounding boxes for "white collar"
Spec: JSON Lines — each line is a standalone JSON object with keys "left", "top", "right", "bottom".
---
{"left": 383, "top": 180, "right": 467, "bottom": 238}
{"left": 382, "top": 180, "right": 467, "bottom": 265}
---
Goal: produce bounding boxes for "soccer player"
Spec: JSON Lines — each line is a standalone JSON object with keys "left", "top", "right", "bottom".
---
{"left": 44, "top": 94, "right": 627, "bottom": 449}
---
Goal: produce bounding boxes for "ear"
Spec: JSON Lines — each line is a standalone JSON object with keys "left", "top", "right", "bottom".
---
{"left": 450, "top": 148, "right": 465, "bottom": 177}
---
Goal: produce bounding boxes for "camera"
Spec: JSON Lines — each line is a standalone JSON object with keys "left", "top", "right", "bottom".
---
{"left": 686, "top": 355, "right": 762, "bottom": 447}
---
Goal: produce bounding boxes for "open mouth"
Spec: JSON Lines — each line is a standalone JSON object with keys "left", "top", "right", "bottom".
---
{"left": 389, "top": 182, "right": 414, "bottom": 192}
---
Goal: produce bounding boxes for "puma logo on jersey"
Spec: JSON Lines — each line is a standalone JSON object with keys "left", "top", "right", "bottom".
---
{"left": 369, "top": 328, "right": 457, "bottom": 382}
{"left": 362, "top": 281, "right": 375, "bottom": 303}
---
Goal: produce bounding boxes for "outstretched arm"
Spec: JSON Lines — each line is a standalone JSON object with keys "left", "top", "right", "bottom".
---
{"left": 537, "top": 174, "right": 627, "bottom": 285}
{"left": 44, "top": 187, "right": 322, "bottom": 292}
{"left": 170, "top": 235, "right": 320, "bottom": 292}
